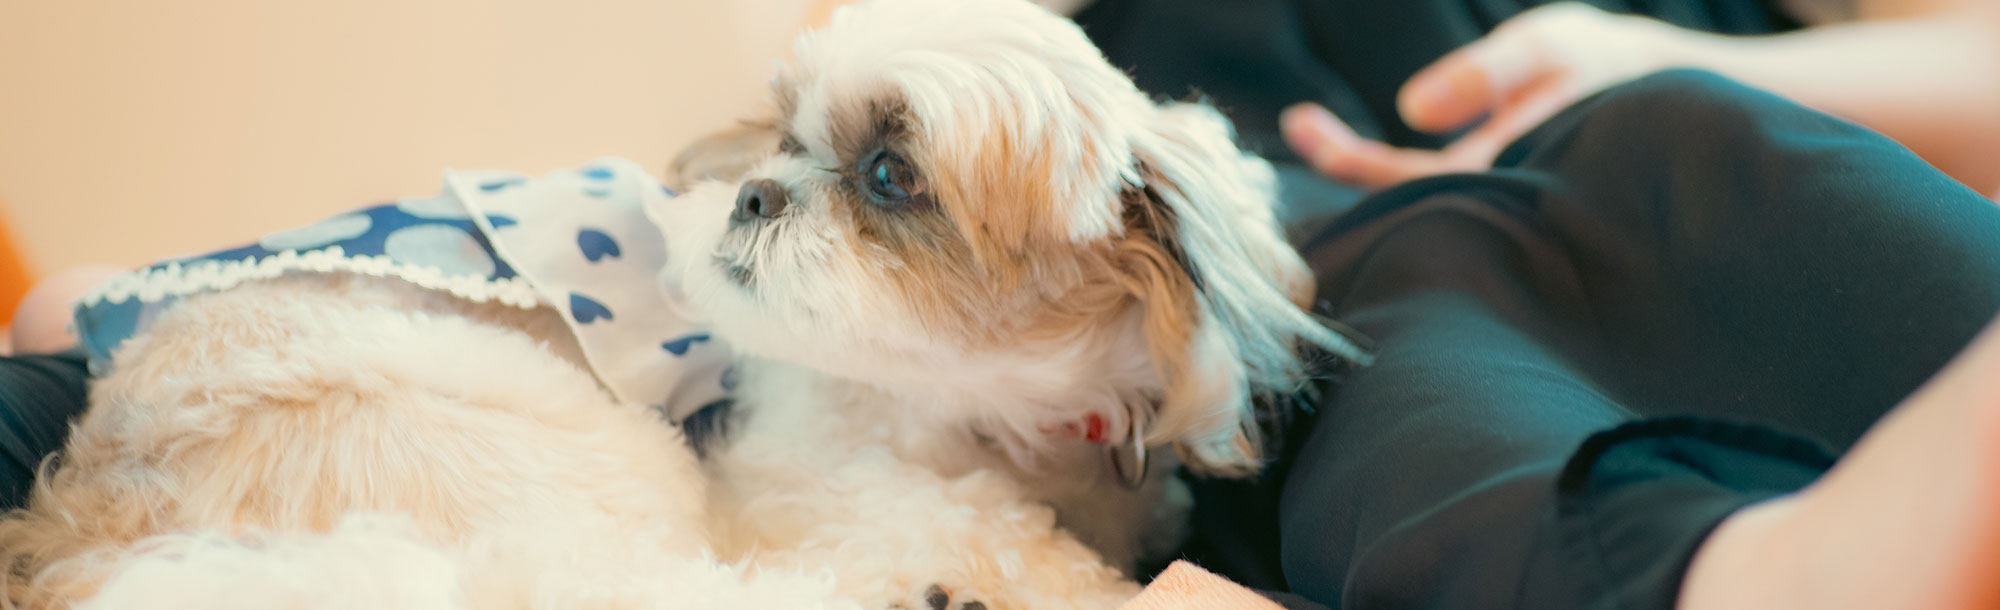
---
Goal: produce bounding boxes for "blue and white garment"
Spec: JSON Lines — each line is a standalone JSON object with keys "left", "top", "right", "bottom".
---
{"left": 72, "top": 157, "right": 732, "bottom": 422}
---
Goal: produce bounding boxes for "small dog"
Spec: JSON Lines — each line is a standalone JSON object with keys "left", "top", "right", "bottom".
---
{"left": 663, "top": 0, "right": 1363, "bottom": 605}
{"left": 0, "top": 0, "right": 1362, "bottom": 608}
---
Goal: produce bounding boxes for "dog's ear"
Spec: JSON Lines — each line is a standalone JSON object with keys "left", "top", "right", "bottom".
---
{"left": 1114, "top": 102, "right": 1368, "bottom": 477}
{"left": 667, "top": 120, "right": 782, "bottom": 191}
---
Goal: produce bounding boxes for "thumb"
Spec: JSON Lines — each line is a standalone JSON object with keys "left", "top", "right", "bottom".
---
{"left": 1399, "top": 23, "right": 1552, "bottom": 134}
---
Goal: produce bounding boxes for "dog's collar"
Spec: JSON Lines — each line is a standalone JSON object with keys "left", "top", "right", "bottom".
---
{"left": 1106, "top": 426, "right": 1147, "bottom": 490}
{"left": 1051, "top": 412, "right": 1148, "bottom": 490}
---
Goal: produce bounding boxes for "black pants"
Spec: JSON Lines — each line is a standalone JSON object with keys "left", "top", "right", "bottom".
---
{"left": 0, "top": 350, "right": 89, "bottom": 505}
{"left": 1176, "top": 70, "right": 2000, "bottom": 610}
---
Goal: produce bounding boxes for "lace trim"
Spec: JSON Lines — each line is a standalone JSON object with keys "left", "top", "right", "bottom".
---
{"left": 77, "top": 246, "right": 545, "bottom": 309}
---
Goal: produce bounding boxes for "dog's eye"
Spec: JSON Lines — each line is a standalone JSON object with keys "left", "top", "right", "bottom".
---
{"left": 860, "top": 148, "right": 923, "bottom": 205}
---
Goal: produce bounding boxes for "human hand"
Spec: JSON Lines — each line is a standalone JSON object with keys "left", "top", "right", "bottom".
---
{"left": 1281, "top": 3, "right": 1683, "bottom": 189}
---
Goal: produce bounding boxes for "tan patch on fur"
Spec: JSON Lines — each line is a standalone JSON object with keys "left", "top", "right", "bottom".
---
{"left": 821, "top": 92, "right": 1120, "bottom": 349}
{"left": 811, "top": 90, "right": 1213, "bottom": 394}
{"left": 1105, "top": 183, "right": 1201, "bottom": 402}
{"left": 926, "top": 121, "right": 1069, "bottom": 273}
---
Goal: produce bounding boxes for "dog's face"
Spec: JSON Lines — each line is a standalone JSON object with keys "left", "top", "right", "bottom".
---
{"left": 658, "top": 0, "right": 1361, "bottom": 475}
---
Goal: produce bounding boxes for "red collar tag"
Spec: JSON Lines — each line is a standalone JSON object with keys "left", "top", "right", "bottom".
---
{"left": 1082, "top": 413, "right": 1108, "bottom": 443}
{"left": 1052, "top": 413, "right": 1111, "bottom": 444}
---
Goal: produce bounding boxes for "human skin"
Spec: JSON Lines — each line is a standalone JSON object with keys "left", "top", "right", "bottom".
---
{"left": 1677, "top": 314, "right": 2000, "bottom": 610}
{"left": 1281, "top": 0, "right": 2000, "bottom": 196}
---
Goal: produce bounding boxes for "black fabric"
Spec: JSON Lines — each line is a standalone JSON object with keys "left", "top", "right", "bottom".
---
{"left": 1074, "top": 0, "right": 1801, "bottom": 159}
{"left": 1074, "top": 0, "right": 1803, "bottom": 238}
{"left": 1174, "top": 70, "right": 2000, "bottom": 610}
{"left": 1554, "top": 417, "right": 1834, "bottom": 610}
{"left": 0, "top": 349, "right": 90, "bottom": 508}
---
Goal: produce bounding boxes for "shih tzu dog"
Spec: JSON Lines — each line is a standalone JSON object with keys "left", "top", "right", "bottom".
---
{"left": 0, "top": 0, "right": 1363, "bottom": 608}
{"left": 665, "top": 0, "right": 1364, "bottom": 605}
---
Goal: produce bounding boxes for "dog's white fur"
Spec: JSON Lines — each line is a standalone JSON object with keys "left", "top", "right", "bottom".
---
{"left": 0, "top": 1, "right": 1360, "bottom": 608}
{"left": 663, "top": 0, "right": 1362, "bottom": 574}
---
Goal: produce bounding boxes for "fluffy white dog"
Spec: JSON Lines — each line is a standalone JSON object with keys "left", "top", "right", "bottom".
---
{"left": 0, "top": 0, "right": 1363, "bottom": 608}
{"left": 665, "top": 0, "right": 1365, "bottom": 604}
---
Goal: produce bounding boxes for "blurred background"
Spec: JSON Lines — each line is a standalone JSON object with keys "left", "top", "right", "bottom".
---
{"left": 2, "top": 0, "right": 1993, "bottom": 328}
{"left": 0, "top": 0, "right": 814, "bottom": 284}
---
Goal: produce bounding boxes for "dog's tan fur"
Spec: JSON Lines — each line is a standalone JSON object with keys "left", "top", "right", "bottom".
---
{"left": 0, "top": 1, "right": 1365, "bottom": 608}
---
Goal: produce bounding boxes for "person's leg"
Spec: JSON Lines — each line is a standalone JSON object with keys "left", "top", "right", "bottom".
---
{"left": 1264, "top": 69, "right": 2000, "bottom": 609}
{"left": 1177, "top": 189, "right": 1641, "bottom": 610}
{"left": 1549, "top": 73, "right": 2000, "bottom": 605}
{"left": 1279, "top": 196, "right": 1642, "bottom": 608}
{"left": 1497, "top": 69, "right": 2000, "bottom": 451}
{"left": 1272, "top": 181, "right": 1828, "bottom": 610}
{"left": 0, "top": 351, "right": 90, "bottom": 508}
{"left": 1682, "top": 316, "right": 2000, "bottom": 610}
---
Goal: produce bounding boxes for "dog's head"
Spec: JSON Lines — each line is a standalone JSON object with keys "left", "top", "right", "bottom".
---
{"left": 658, "top": 0, "right": 1366, "bottom": 476}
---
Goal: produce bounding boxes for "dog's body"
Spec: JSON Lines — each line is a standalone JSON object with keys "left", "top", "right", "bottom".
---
{"left": 0, "top": 274, "right": 763, "bottom": 608}
{"left": 0, "top": 275, "right": 1136, "bottom": 610}
{"left": 0, "top": 1, "right": 1363, "bottom": 608}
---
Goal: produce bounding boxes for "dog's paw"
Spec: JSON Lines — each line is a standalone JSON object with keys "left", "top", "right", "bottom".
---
{"left": 888, "top": 584, "right": 986, "bottom": 610}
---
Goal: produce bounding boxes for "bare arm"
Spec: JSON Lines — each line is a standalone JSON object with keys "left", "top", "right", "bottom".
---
{"left": 1668, "top": 0, "right": 2000, "bottom": 193}
{"left": 1286, "top": 0, "right": 2000, "bottom": 195}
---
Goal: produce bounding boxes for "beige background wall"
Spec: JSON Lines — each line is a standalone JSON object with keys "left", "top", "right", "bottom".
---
{"left": 0, "top": 0, "right": 812, "bottom": 272}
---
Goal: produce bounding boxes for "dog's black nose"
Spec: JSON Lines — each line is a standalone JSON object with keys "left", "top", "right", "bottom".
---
{"left": 734, "top": 179, "right": 789, "bottom": 220}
